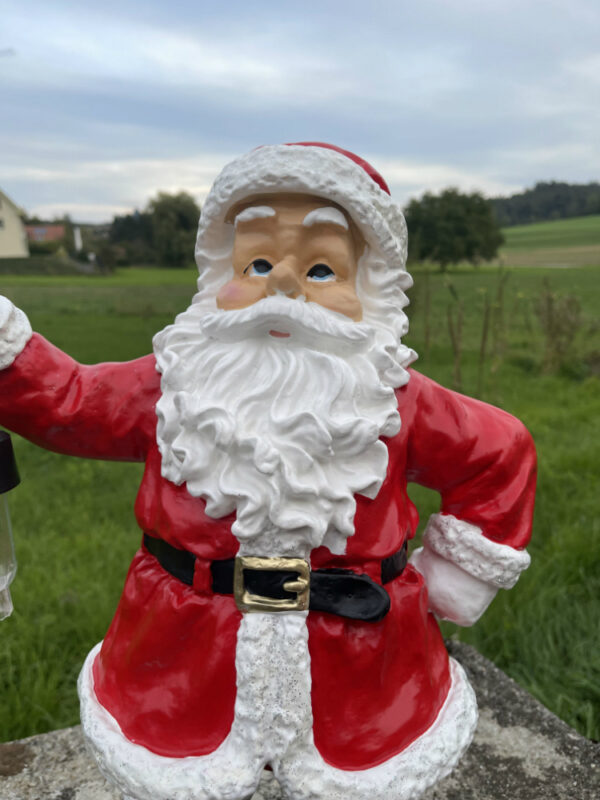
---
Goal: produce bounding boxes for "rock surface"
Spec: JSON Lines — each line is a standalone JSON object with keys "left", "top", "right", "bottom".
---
{"left": 1, "top": 641, "right": 598, "bottom": 800}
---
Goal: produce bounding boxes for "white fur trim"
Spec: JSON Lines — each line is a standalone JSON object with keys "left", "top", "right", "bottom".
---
{"left": 409, "top": 547, "right": 498, "bottom": 626}
{"left": 196, "top": 145, "right": 410, "bottom": 287}
{"left": 272, "top": 658, "right": 477, "bottom": 800}
{"left": 80, "top": 624, "right": 477, "bottom": 800}
{"left": 0, "top": 296, "right": 32, "bottom": 370}
{"left": 423, "top": 513, "right": 531, "bottom": 590}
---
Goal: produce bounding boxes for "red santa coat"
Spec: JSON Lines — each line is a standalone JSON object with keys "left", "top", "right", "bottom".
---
{"left": 0, "top": 332, "right": 536, "bottom": 771}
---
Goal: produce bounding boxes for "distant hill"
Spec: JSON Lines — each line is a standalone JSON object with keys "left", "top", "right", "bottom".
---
{"left": 492, "top": 182, "right": 600, "bottom": 227}
{"left": 501, "top": 214, "right": 600, "bottom": 251}
{"left": 498, "top": 215, "right": 600, "bottom": 268}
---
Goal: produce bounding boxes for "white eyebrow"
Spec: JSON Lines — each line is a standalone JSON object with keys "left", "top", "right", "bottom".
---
{"left": 303, "top": 207, "right": 349, "bottom": 230}
{"left": 234, "top": 206, "right": 276, "bottom": 226}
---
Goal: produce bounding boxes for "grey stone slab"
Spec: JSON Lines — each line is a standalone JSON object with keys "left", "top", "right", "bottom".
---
{"left": 0, "top": 725, "right": 116, "bottom": 800}
{"left": 423, "top": 641, "right": 600, "bottom": 800}
{"left": 1, "top": 641, "right": 598, "bottom": 799}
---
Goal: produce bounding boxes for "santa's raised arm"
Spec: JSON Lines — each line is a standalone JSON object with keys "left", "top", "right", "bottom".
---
{"left": 0, "top": 143, "right": 535, "bottom": 800}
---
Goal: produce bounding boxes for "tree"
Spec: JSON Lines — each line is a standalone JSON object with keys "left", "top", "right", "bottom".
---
{"left": 405, "top": 189, "right": 504, "bottom": 271}
{"left": 147, "top": 191, "right": 200, "bottom": 268}
{"left": 110, "top": 210, "right": 155, "bottom": 265}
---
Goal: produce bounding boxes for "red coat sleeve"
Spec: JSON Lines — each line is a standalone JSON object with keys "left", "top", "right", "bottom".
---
{"left": 400, "top": 370, "right": 536, "bottom": 550}
{"left": 0, "top": 333, "right": 160, "bottom": 462}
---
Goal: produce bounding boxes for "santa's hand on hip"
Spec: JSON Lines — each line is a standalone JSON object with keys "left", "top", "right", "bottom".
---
{"left": 409, "top": 545, "right": 498, "bottom": 626}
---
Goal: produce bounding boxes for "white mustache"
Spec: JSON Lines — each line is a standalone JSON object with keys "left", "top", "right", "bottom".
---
{"left": 199, "top": 295, "right": 374, "bottom": 356}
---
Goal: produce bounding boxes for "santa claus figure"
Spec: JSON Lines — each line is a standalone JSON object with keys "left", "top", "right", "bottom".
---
{"left": 0, "top": 143, "right": 536, "bottom": 800}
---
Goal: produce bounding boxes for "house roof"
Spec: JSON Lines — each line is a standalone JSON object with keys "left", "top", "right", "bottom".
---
{"left": 0, "top": 188, "right": 26, "bottom": 217}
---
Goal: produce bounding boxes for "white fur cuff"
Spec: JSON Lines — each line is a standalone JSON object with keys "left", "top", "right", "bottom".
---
{"left": 0, "top": 296, "right": 32, "bottom": 370}
{"left": 423, "top": 513, "right": 531, "bottom": 590}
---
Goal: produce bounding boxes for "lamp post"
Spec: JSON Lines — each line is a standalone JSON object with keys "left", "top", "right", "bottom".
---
{"left": 0, "top": 430, "right": 19, "bottom": 620}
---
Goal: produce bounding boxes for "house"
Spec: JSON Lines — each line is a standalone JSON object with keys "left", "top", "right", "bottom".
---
{"left": 25, "top": 223, "right": 66, "bottom": 244}
{"left": 0, "top": 188, "right": 29, "bottom": 258}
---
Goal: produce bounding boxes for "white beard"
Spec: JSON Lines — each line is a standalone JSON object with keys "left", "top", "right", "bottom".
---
{"left": 153, "top": 295, "right": 406, "bottom": 557}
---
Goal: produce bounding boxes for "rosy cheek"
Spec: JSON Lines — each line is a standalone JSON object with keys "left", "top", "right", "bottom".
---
{"left": 216, "top": 281, "right": 246, "bottom": 308}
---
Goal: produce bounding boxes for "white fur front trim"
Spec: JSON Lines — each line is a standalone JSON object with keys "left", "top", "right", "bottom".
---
{"left": 0, "top": 296, "right": 32, "bottom": 370}
{"left": 423, "top": 513, "right": 531, "bottom": 589}
{"left": 79, "top": 619, "right": 477, "bottom": 800}
{"left": 272, "top": 658, "right": 477, "bottom": 800}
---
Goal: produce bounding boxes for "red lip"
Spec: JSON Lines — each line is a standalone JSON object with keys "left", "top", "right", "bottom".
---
{"left": 269, "top": 330, "right": 291, "bottom": 338}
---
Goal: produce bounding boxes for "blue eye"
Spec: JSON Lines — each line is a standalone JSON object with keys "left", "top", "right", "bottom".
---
{"left": 307, "top": 263, "right": 335, "bottom": 282}
{"left": 244, "top": 259, "right": 273, "bottom": 276}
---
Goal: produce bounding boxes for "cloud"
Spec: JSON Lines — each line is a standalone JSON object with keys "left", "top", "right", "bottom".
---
{"left": 6, "top": 150, "right": 524, "bottom": 222}
{"left": 1, "top": 0, "right": 599, "bottom": 220}
{"left": 2, "top": 5, "right": 351, "bottom": 107}
{"left": 372, "top": 158, "right": 523, "bottom": 203}
{"left": 565, "top": 53, "right": 600, "bottom": 85}
{"left": 4, "top": 153, "right": 231, "bottom": 222}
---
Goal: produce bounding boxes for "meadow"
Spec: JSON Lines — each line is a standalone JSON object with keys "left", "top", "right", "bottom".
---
{"left": 499, "top": 214, "right": 600, "bottom": 268}
{"left": 0, "top": 230, "right": 599, "bottom": 743}
{"left": 500, "top": 214, "right": 600, "bottom": 251}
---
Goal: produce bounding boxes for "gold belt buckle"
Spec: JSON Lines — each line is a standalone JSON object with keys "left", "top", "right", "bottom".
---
{"left": 233, "top": 556, "right": 310, "bottom": 613}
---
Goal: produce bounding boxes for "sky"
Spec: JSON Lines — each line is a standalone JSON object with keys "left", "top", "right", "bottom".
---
{"left": 1, "top": 0, "right": 599, "bottom": 222}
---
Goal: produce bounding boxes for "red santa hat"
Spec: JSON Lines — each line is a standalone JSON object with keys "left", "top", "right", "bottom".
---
{"left": 194, "top": 142, "right": 411, "bottom": 295}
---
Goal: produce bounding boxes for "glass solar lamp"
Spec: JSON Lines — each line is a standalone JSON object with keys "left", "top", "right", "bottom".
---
{"left": 0, "top": 431, "right": 20, "bottom": 621}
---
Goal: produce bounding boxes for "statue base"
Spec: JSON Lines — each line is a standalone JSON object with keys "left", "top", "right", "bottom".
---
{"left": 1, "top": 642, "right": 598, "bottom": 800}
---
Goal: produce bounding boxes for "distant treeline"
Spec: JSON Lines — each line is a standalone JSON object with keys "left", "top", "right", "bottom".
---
{"left": 492, "top": 182, "right": 600, "bottom": 227}
{"left": 109, "top": 191, "right": 200, "bottom": 267}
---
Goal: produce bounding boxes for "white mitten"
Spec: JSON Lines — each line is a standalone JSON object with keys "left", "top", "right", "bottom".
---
{"left": 409, "top": 513, "right": 531, "bottom": 627}
{"left": 0, "top": 296, "right": 32, "bottom": 369}
{"left": 410, "top": 546, "right": 497, "bottom": 626}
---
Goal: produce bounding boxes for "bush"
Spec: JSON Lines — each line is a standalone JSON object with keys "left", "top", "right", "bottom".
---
{"left": 0, "top": 256, "right": 90, "bottom": 276}
{"left": 535, "top": 280, "right": 582, "bottom": 374}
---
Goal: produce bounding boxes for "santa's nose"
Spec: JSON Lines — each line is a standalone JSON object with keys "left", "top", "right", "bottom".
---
{"left": 266, "top": 260, "right": 302, "bottom": 298}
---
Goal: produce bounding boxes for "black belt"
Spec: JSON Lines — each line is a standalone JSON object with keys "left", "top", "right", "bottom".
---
{"left": 143, "top": 534, "right": 407, "bottom": 623}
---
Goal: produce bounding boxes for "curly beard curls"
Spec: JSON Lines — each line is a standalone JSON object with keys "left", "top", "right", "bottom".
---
{"left": 153, "top": 295, "right": 403, "bottom": 557}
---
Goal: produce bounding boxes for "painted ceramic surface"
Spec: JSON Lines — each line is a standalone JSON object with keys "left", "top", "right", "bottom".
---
{"left": 0, "top": 336, "right": 535, "bottom": 765}
{"left": 0, "top": 142, "right": 536, "bottom": 800}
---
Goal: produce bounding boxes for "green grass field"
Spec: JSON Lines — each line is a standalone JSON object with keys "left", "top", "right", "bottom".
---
{"left": 499, "top": 214, "right": 600, "bottom": 268}
{"left": 501, "top": 215, "right": 600, "bottom": 251}
{"left": 0, "top": 247, "right": 599, "bottom": 743}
